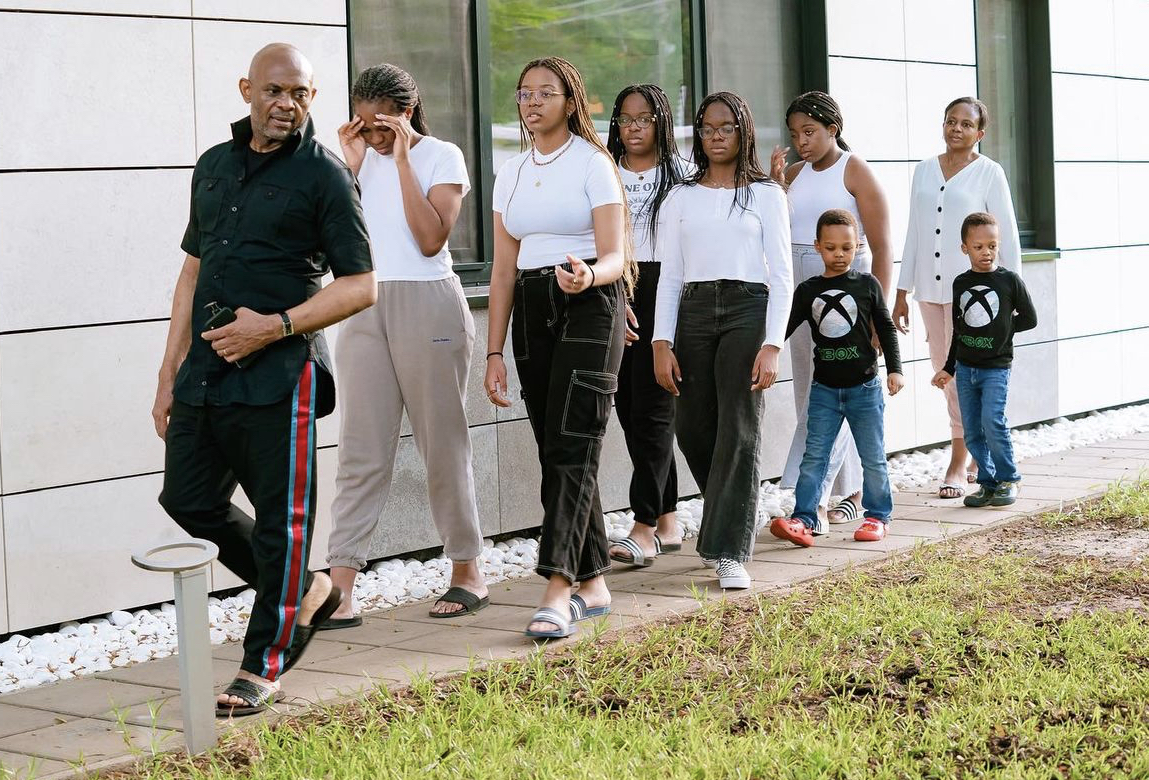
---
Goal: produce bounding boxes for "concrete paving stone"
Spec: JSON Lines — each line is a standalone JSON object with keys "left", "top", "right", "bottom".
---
{"left": 881, "top": 518, "right": 968, "bottom": 540}
{"left": 751, "top": 544, "right": 888, "bottom": 570}
{"left": 812, "top": 530, "right": 926, "bottom": 554}
{"left": 1078, "top": 440, "right": 1149, "bottom": 452}
{"left": 275, "top": 669, "right": 376, "bottom": 705}
{"left": 388, "top": 624, "right": 542, "bottom": 661}
{"left": 613, "top": 572, "right": 729, "bottom": 601}
{"left": 0, "top": 717, "right": 177, "bottom": 763}
{"left": 97, "top": 654, "right": 239, "bottom": 691}
{"left": 302, "top": 646, "right": 468, "bottom": 683}
{"left": 487, "top": 581, "right": 549, "bottom": 609}
{"left": 1023, "top": 463, "right": 1141, "bottom": 480}
{"left": 741, "top": 560, "right": 828, "bottom": 585}
{"left": 1012, "top": 484, "right": 1097, "bottom": 502}
{"left": 1021, "top": 473, "right": 1112, "bottom": 491}
{"left": 981, "top": 497, "right": 1062, "bottom": 514}
{"left": 379, "top": 602, "right": 522, "bottom": 631}
{"left": 0, "top": 750, "right": 69, "bottom": 779}
{"left": 606, "top": 591, "right": 708, "bottom": 619}
{"left": 0, "top": 703, "right": 74, "bottom": 740}
{"left": 0, "top": 678, "right": 175, "bottom": 719}
{"left": 895, "top": 504, "right": 1021, "bottom": 524}
{"left": 891, "top": 490, "right": 958, "bottom": 507}
{"left": 212, "top": 636, "right": 378, "bottom": 664}
{"left": 1024, "top": 453, "right": 1147, "bottom": 468}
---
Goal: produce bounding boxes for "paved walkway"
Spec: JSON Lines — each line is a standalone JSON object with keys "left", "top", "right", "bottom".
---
{"left": 1, "top": 436, "right": 1147, "bottom": 778}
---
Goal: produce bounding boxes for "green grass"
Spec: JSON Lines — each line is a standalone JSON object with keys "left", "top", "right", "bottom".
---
{"left": 114, "top": 494, "right": 1149, "bottom": 780}
{"left": 1039, "top": 475, "right": 1149, "bottom": 530}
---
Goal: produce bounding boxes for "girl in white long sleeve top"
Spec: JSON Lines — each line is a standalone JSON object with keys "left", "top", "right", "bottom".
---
{"left": 652, "top": 92, "right": 792, "bottom": 590}
{"left": 892, "top": 97, "right": 1022, "bottom": 498}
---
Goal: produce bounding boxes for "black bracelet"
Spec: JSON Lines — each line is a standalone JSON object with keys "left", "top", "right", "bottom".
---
{"left": 588, "top": 265, "right": 596, "bottom": 288}
{"left": 486, "top": 351, "right": 503, "bottom": 360}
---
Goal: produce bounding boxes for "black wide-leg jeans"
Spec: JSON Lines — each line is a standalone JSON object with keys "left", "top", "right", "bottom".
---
{"left": 511, "top": 266, "right": 625, "bottom": 583}
{"left": 616, "top": 262, "right": 678, "bottom": 526}
{"left": 673, "top": 280, "right": 769, "bottom": 563}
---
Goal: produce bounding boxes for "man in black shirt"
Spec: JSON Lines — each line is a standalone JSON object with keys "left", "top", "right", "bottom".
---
{"left": 151, "top": 43, "right": 376, "bottom": 715}
{"left": 933, "top": 212, "right": 1036, "bottom": 508}
{"left": 770, "top": 210, "right": 904, "bottom": 547}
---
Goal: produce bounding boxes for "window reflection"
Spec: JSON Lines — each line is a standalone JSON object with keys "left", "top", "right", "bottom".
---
{"left": 489, "top": 0, "right": 695, "bottom": 166}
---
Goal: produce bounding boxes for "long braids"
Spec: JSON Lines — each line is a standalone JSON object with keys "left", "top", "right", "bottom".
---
{"left": 785, "top": 91, "right": 849, "bottom": 151}
{"left": 687, "top": 91, "right": 774, "bottom": 212}
{"left": 607, "top": 84, "right": 687, "bottom": 251}
{"left": 515, "top": 57, "right": 637, "bottom": 295}
{"left": 351, "top": 63, "right": 430, "bottom": 134}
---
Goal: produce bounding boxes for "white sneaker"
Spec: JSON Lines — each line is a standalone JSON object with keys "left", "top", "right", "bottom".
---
{"left": 715, "top": 559, "right": 750, "bottom": 589}
{"left": 701, "top": 557, "right": 718, "bottom": 569}
{"left": 811, "top": 514, "right": 829, "bottom": 536}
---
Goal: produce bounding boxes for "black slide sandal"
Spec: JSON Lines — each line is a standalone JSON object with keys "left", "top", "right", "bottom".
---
{"left": 216, "top": 677, "right": 277, "bottom": 718}
{"left": 429, "top": 586, "right": 490, "bottom": 618}
{"left": 281, "top": 584, "right": 343, "bottom": 675}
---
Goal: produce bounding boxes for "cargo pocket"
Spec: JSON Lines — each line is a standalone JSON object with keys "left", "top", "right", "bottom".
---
{"left": 560, "top": 370, "right": 618, "bottom": 440}
{"left": 560, "top": 286, "right": 617, "bottom": 345}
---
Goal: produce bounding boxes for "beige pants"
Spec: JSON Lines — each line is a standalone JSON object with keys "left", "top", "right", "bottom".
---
{"left": 327, "top": 277, "right": 482, "bottom": 570}
{"left": 917, "top": 300, "right": 964, "bottom": 438}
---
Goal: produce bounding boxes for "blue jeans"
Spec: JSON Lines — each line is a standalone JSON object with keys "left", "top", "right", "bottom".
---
{"left": 794, "top": 377, "right": 893, "bottom": 527}
{"left": 955, "top": 362, "right": 1019, "bottom": 488}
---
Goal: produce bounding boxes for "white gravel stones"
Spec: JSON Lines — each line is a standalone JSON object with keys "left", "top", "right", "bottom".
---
{"left": 3, "top": 403, "right": 1148, "bottom": 693}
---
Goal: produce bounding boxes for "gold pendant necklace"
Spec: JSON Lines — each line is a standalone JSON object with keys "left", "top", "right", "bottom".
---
{"left": 531, "top": 135, "right": 576, "bottom": 187}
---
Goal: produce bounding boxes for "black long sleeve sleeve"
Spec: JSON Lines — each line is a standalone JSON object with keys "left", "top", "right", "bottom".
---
{"left": 869, "top": 276, "right": 903, "bottom": 376}
{"left": 945, "top": 267, "right": 1033, "bottom": 374}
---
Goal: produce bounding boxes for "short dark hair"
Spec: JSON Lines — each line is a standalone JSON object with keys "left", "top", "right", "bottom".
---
{"left": 961, "top": 211, "right": 998, "bottom": 242}
{"left": 816, "top": 208, "right": 858, "bottom": 240}
{"left": 945, "top": 96, "right": 989, "bottom": 130}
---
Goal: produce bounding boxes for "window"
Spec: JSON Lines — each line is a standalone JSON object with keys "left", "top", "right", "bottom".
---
{"left": 705, "top": 0, "right": 803, "bottom": 154}
{"left": 349, "top": 0, "right": 483, "bottom": 270}
{"left": 488, "top": 0, "right": 697, "bottom": 168}
{"left": 976, "top": 0, "right": 1037, "bottom": 247}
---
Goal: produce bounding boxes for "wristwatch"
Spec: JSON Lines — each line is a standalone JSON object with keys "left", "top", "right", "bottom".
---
{"left": 280, "top": 312, "right": 294, "bottom": 338}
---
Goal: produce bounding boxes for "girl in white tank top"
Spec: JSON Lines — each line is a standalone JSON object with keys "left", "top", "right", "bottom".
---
{"left": 771, "top": 91, "right": 894, "bottom": 526}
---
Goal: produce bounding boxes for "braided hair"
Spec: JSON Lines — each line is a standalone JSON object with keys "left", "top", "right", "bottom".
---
{"left": 606, "top": 84, "right": 687, "bottom": 251}
{"left": 687, "top": 91, "right": 774, "bottom": 213}
{"left": 785, "top": 91, "right": 849, "bottom": 151}
{"left": 351, "top": 63, "right": 430, "bottom": 134}
{"left": 513, "top": 57, "right": 637, "bottom": 295}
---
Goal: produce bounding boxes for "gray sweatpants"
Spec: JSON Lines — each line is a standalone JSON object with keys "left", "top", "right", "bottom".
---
{"left": 327, "top": 277, "right": 483, "bottom": 570}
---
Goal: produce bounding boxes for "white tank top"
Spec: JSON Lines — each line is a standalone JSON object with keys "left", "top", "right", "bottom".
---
{"left": 787, "top": 150, "right": 866, "bottom": 246}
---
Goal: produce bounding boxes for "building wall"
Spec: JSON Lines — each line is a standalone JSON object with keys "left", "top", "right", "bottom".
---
{"left": 0, "top": 0, "right": 1141, "bottom": 633}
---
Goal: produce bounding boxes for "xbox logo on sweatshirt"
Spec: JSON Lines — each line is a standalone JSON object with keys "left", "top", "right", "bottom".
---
{"left": 959, "top": 285, "right": 999, "bottom": 328}
{"left": 811, "top": 290, "right": 857, "bottom": 339}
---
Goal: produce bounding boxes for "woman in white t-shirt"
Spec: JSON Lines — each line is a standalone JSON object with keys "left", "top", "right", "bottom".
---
{"left": 653, "top": 91, "right": 793, "bottom": 590}
{"left": 326, "top": 64, "right": 488, "bottom": 624}
{"left": 891, "top": 97, "right": 1021, "bottom": 499}
{"left": 484, "top": 57, "right": 632, "bottom": 640}
{"left": 769, "top": 91, "right": 895, "bottom": 527}
{"left": 604, "top": 83, "right": 691, "bottom": 568}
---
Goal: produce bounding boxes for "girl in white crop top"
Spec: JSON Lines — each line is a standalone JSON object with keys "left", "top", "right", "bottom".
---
{"left": 484, "top": 57, "right": 633, "bottom": 640}
{"left": 770, "top": 91, "right": 895, "bottom": 526}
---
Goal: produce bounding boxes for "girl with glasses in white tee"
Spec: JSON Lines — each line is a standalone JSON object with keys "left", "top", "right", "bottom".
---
{"left": 485, "top": 57, "right": 633, "bottom": 640}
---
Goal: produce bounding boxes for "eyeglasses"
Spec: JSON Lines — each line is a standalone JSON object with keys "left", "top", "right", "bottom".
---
{"left": 514, "top": 88, "right": 567, "bottom": 104}
{"left": 698, "top": 123, "right": 739, "bottom": 140}
{"left": 616, "top": 114, "right": 656, "bottom": 128}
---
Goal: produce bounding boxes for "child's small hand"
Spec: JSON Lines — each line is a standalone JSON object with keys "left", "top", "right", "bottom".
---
{"left": 887, "top": 372, "right": 904, "bottom": 396}
{"left": 931, "top": 370, "right": 952, "bottom": 389}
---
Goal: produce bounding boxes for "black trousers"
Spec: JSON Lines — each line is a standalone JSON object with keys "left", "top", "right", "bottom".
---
{"left": 159, "top": 362, "right": 318, "bottom": 681}
{"left": 616, "top": 262, "right": 678, "bottom": 526}
{"left": 511, "top": 267, "right": 625, "bottom": 583}
{"left": 673, "top": 281, "right": 768, "bottom": 562}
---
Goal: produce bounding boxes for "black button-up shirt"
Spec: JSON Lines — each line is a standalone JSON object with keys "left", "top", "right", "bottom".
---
{"left": 176, "top": 115, "right": 373, "bottom": 416}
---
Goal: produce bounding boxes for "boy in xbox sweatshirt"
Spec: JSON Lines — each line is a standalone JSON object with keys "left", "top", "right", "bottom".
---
{"left": 770, "top": 209, "right": 903, "bottom": 548}
{"left": 932, "top": 211, "right": 1037, "bottom": 507}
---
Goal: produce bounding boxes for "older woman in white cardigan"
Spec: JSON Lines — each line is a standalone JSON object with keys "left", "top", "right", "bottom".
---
{"left": 891, "top": 96, "right": 1021, "bottom": 499}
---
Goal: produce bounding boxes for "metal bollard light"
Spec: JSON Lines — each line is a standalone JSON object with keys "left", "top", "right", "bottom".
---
{"left": 131, "top": 539, "right": 220, "bottom": 755}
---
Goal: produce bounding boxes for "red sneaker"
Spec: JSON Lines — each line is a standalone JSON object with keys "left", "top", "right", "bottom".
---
{"left": 853, "top": 519, "right": 887, "bottom": 542}
{"left": 769, "top": 517, "right": 814, "bottom": 547}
